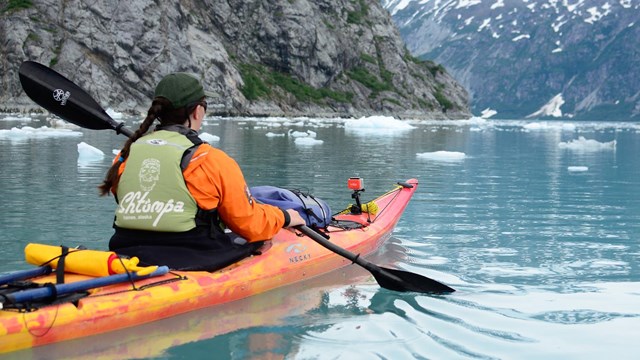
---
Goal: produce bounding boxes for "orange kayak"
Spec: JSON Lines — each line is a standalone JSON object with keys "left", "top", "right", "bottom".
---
{"left": 0, "top": 179, "right": 417, "bottom": 353}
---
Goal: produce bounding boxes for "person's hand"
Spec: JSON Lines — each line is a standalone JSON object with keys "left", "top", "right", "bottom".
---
{"left": 284, "top": 209, "right": 306, "bottom": 228}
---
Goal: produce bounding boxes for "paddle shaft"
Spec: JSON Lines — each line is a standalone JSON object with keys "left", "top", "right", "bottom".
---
{"left": 296, "top": 225, "right": 376, "bottom": 269}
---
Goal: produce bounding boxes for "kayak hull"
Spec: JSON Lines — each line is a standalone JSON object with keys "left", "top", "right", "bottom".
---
{"left": 0, "top": 179, "right": 417, "bottom": 353}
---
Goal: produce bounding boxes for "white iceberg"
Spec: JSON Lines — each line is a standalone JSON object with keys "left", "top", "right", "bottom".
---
{"left": 0, "top": 126, "right": 82, "bottom": 140}
{"left": 266, "top": 132, "right": 286, "bottom": 137}
{"left": 416, "top": 151, "right": 466, "bottom": 162}
{"left": 294, "top": 137, "right": 323, "bottom": 146}
{"left": 77, "top": 142, "right": 105, "bottom": 162}
{"left": 568, "top": 166, "right": 589, "bottom": 172}
{"left": 199, "top": 132, "right": 220, "bottom": 142}
{"left": 558, "top": 136, "right": 616, "bottom": 151}
{"left": 344, "top": 115, "right": 415, "bottom": 135}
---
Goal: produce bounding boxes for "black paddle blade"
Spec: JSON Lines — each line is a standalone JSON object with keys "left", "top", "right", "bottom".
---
{"left": 18, "top": 61, "right": 116, "bottom": 131}
{"left": 371, "top": 265, "right": 456, "bottom": 294}
{"left": 297, "top": 225, "right": 455, "bottom": 294}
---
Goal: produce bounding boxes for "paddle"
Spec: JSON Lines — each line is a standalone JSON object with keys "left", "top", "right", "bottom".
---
{"left": 18, "top": 60, "right": 455, "bottom": 294}
{"left": 297, "top": 226, "right": 454, "bottom": 293}
{"left": 19, "top": 61, "right": 133, "bottom": 137}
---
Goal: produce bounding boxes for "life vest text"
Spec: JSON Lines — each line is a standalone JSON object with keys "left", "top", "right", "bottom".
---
{"left": 118, "top": 191, "right": 185, "bottom": 227}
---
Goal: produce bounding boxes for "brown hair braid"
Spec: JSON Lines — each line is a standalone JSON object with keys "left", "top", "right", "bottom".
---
{"left": 97, "top": 97, "right": 205, "bottom": 196}
{"left": 98, "top": 98, "right": 166, "bottom": 196}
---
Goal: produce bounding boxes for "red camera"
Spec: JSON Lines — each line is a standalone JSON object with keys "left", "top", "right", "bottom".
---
{"left": 347, "top": 177, "right": 364, "bottom": 191}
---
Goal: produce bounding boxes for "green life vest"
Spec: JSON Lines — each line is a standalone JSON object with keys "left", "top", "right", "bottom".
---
{"left": 115, "top": 130, "right": 199, "bottom": 232}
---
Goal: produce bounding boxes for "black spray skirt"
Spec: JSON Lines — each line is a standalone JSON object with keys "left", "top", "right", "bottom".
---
{"left": 109, "top": 226, "right": 264, "bottom": 272}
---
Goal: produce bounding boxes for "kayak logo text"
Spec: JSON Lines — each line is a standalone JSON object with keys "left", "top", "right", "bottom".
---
{"left": 285, "top": 243, "right": 311, "bottom": 263}
{"left": 53, "top": 89, "right": 71, "bottom": 106}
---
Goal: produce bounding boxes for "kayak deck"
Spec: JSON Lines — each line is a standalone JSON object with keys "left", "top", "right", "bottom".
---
{"left": 0, "top": 179, "right": 417, "bottom": 353}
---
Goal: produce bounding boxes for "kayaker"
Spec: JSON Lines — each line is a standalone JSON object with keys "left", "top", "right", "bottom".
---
{"left": 98, "top": 73, "right": 305, "bottom": 271}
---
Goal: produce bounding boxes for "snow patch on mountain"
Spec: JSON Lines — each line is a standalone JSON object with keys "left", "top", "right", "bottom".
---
{"left": 527, "top": 94, "right": 565, "bottom": 118}
{"left": 383, "top": 0, "right": 640, "bottom": 120}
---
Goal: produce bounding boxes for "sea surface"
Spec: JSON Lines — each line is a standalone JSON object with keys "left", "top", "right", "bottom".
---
{"left": 1, "top": 114, "right": 639, "bottom": 359}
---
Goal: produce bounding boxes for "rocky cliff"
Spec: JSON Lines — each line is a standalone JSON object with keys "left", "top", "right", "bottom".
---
{"left": 382, "top": 0, "right": 640, "bottom": 121}
{"left": 0, "top": 0, "right": 470, "bottom": 119}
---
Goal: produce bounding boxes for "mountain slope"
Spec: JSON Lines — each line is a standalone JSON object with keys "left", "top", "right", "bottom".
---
{"left": 0, "top": 0, "right": 470, "bottom": 120}
{"left": 383, "top": 0, "right": 640, "bottom": 120}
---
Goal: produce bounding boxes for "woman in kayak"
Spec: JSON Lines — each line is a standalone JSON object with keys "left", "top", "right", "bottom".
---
{"left": 98, "top": 73, "right": 305, "bottom": 271}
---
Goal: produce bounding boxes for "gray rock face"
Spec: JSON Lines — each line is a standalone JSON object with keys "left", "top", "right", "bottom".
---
{"left": 1, "top": 0, "right": 470, "bottom": 120}
{"left": 382, "top": 0, "right": 640, "bottom": 120}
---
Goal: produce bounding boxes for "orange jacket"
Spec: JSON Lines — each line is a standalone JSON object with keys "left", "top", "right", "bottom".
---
{"left": 114, "top": 143, "right": 285, "bottom": 242}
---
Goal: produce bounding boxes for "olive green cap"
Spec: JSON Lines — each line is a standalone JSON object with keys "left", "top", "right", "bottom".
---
{"left": 154, "top": 73, "right": 211, "bottom": 109}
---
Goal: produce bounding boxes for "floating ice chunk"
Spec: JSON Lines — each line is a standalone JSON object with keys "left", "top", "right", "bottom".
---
{"left": 288, "top": 129, "right": 317, "bottom": 138}
{"left": 47, "top": 116, "right": 83, "bottom": 129}
{"left": 558, "top": 136, "right": 616, "bottom": 151}
{"left": 294, "top": 137, "right": 323, "bottom": 146}
{"left": 480, "top": 108, "right": 497, "bottom": 118}
{"left": 419, "top": 117, "right": 489, "bottom": 127}
{"left": 287, "top": 129, "right": 322, "bottom": 143}
{"left": 0, "top": 114, "right": 32, "bottom": 121}
{"left": 416, "top": 151, "right": 466, "bottom": 162}
{"left": 524, "top": 122, "right": 546, "bottom": 130}
{"left": 77, "top": 142, "right": 105, "bottom": 162}
{"left": 256, "top": 121, "right": 283, "bottom": 128}
{"left": 344, "top": 115, "right": 415, "bottom": 135}
{"left": 568, "top": 166, "right": 589, "bottom": 172}
{"left": 524, "top": 122, "right": 575, "bottom": 131}
{"left": 0, "top": 126, "right": 82, "bottom": 139}
{"left": 345, "top": 115, "right": 415, "bottom": 129}
{"left": 199, "top": 132, "right": 220, "bottom": 142}
{"left": 0, "top": 127, "right": 28, "bottom": 139}
{"left": 106, "top": 108, "right": 125, "bottom": 119}
{"left": 266, "top": 132, "right": 286, "bottom": 137}
{"left": 284, "top": 120, "right": 306, "bottom": 127}
{"left": 288, "top": 130, "right": 309, "bottom": 137}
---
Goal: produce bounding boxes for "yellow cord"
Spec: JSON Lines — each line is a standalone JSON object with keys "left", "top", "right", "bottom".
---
{"left": 337, "top": 200, "right": 379, "bottom": 215}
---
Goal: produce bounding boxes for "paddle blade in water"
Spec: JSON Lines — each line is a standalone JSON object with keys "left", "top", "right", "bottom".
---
{"left": 297, "top": 225, "right": 455, "bottom": 294}
{"left": 18, "top": 61, "right": 116, "bottom": 131}
{"left": 372, "top": 266, "right": 456, "bottom": 294}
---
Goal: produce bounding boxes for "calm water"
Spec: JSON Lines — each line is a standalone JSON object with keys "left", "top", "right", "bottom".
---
{"left": 1, "top": 115, "right": 639, "bottom": 359}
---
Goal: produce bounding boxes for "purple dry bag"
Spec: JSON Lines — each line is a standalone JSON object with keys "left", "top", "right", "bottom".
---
{"left": 250, "top": 186, "right": 332, "bottom": 229}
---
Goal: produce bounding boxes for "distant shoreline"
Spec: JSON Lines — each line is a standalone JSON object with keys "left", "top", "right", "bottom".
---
{"left": 0, "top": 106, "right": 472, "bottom": 121}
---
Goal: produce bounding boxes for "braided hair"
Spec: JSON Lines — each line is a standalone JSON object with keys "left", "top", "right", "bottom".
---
{"left": 98, "top": 97, "right": 203, "bottom": 196}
